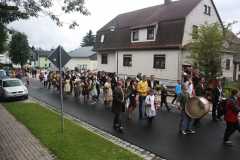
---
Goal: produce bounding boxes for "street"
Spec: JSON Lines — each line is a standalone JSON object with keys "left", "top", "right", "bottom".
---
{"left": 26, "top": 79, "right": 240, "bottom": 160}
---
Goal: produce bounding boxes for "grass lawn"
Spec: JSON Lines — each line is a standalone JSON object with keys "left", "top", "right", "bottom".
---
{"left": 4, "top": 102, "right": 143, "bottom": 160}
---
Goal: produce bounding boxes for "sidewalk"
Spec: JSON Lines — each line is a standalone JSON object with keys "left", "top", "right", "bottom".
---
{"left": 0, "top": 104, "right": 55, "bottom": 160}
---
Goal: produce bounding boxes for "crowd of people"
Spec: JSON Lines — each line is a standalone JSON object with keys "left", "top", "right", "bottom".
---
{"left": 27, "top": 67, "right": 240, "bottom": 146}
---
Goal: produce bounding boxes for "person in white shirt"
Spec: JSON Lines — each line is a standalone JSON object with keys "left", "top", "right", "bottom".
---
{"left": 185, "top": 77, "right": 193, "bottom": 97}
{"left": 43, "top": 72, "right": 48, "bottom": 88}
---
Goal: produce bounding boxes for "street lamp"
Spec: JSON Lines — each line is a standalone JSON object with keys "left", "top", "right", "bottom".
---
{"left": 109, "top": 19, "right": 119, "bottom": 75}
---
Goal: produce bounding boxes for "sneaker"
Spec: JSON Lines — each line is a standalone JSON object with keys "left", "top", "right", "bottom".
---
{"left": 113, "top": 124, "right": 118, "bottom": 128}
{"left": 179, "top": 130, "right": 186, "bottom": 135}
{"left": 217, "top": 117, "right": 222, "bottom": 121}
{"left": 186, "top": 130, "right": 195, "bottom": 134}
{"left": 148, "top": 123, "right": 152, "bottom": 127}
{"left": 119, "top": 127, "right": 124, "bottom": 133}
{"left": 167, "top": 108, "right": 172, "bottom": 111}
{"left": 224, "top": 141, "right": 233, "bottom": 146}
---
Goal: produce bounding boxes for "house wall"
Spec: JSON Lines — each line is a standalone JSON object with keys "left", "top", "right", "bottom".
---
{"left": 98, "top": 50, "right": 180, "bottom": 80}
{"left": 65, "top": 58, "right": 93, "bottom": 70}
{"left": 182, "top": 0, "right": 221, "bottom": 46}
{"left": 97, "top": 52, "right": 116, "bottom": 72}
{"left": 236, "top": 64, "right": 240, "bottom": 81}
{"left": 39, "top": 57, "right": 51, "bottom": 68}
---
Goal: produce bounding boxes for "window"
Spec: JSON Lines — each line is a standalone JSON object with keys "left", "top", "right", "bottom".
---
{"left": 208, "top": 6, "right": 211, "bottom": 15}
{"left": 132, "top": 30, "right": 139, "bottom": 41}
{"left": 31, "top": 54, "right": 33, "bottom": 59}
{"left": 226, "top": 59, "right": 230, "bottom": 70}
{"left": 204, "top": 5, "right": 207, "bottom": 14}
{"left": 192, "top": 25, "right": 198, "bottom": 39}
{"left": 123, "top": 55, "right": 132, "bottom": 67}
{"left": 204, "top": 5, "right": 211, "bottom": 15}
{"left": 101, "top": 54, "right": 108, "bottom": 64}
{"left": 34, "top": 61, "right": 36, "bottom": 65}
{"left": 45, "top": 57, "right": 47, "bottom": 61}
{"left": 45, "top": 63, "right": 47, "bottom": 67}
{"left": 147, "top": 28, "right": 154, "bottom": 39}
{"left": 49, "top": 63, "right": 51, "bottom": 68}
{"left": 153, "top": 55, "right": 165, "bottom": 69}
{"left": 100, "top": 35, "right": 105, "bottom": 43}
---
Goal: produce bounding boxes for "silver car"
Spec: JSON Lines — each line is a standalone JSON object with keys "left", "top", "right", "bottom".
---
{"left": 0, "top": 78, "right": 28, "bottom": 101}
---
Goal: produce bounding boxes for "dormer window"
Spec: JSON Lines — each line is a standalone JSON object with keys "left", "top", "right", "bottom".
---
{"left": 100, "top": 34, "right": 105, "bottom": 43}
{"left": 204, "top": 4, "right": 211, "bottom": 15}
{"left": 147, "top": 28, "right": 154, "bottom": 39}
{"left": 132, "top": 30, "right": 139, "bottom": 41}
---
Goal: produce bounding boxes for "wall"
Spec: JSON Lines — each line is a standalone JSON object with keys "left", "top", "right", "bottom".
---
{"left": 97, "top": 52, "right": 116, "bottom": 72}
{"left": 182, "top": 0, "right": 221, "bottom": 46}
{"left": 65, "top": 57, "right": 91, "bottom": 70}
{"left": 39, "top": 57, "right": 51, "bottom": 68}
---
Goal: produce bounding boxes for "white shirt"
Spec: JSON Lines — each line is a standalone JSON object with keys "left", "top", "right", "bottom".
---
{"left": 186, "top": 81, "right": 193, "bottom": 97}
{"left": 44, "top": 74, "right": 48, "bottom": 81}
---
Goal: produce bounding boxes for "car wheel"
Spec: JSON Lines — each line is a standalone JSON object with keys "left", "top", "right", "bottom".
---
{"left": 24, "top": 95, "right": 28, "bottom": 99}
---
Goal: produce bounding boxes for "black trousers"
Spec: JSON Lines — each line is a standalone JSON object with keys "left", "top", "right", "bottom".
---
{"left": 194, "top": 117, "right": 202, "bottom": 125}
{"left": 171, "top": 94, "right": 178, "bottom": 104}
{"left": 223, "top": 121, "right": 239, "bottom": 142}
{"left": 148, "top": 117, "right": 154, "bottom": 124}
{"left": 212, "top": 102, "right": 221, "bottom": 119}
{"left": 44, "top": 81, "right": 48, "bottom": 87}
{"left": 96, "top": 85, "right": 100, "bottom": 99}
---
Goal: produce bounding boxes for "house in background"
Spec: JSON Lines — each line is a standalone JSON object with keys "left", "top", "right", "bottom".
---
{"left": 93, "top": 0, "right": 235, "bottom": 82}
{"left": 28, "top": 47, "right": 38, "bottom": 67}
{"left": 66, "top": 46, "right": 97, "bottom": 71}
{"left": 0, "top": 51, "right": 11, "bottom": 64}
{"left": 35, "top": 50, "right": 52, "bottom": 68}
{"left": 232, "top": 36, "right": 240, "bottom": 81}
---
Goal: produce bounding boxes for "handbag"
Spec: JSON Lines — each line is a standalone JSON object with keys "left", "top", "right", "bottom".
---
{"left": 145, "top": 96, "right": 151, "bottom": 110}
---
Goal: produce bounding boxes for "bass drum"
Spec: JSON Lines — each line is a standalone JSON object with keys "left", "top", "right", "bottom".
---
{"left": 185, "top": 97, "right": 212, "bottom": 119}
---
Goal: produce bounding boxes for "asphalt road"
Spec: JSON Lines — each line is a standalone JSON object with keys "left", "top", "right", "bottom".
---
{"left": 25, "top": 79, "right": 240, "bottom": 160}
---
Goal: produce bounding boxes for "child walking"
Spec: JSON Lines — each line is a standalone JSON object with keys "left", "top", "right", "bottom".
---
{"left": 145, "top": 89, "right": 156, "bottom": 127}
{"left": 26, "top": 75, "right": 30, "bottom": 86}
{"left": 160, "top": 85, "right": 171, "bottom": 111}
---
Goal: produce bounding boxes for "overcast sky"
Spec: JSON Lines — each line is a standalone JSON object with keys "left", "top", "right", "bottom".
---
{"left": 7, "top": 0, "right": 240, "bottom": 52}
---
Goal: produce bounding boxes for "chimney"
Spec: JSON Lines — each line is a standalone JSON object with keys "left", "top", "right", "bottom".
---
{"left": 164, "top": 0, "right": 172, "bottom": 4}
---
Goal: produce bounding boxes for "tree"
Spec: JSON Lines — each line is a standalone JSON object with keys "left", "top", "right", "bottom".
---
{"left": 9, "top": 31, "right": 30, "bottom": 67}
{"left": 185, "top": 21, "right": 239, "bottom": 81}
{"left": 0, "top": 23, "right": 8, "bottom": 53}
{"left": 0, "top": 0, "right": 90, "bottom": 29}
{"left": 80, "top": 30, "right": 96, "bottom": 47}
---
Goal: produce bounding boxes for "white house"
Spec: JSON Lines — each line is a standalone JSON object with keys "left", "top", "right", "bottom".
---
{"left": 93, "top": 0, "right": 235, "bottom": 82}
{"left": 0, "top": 51, "right": 11, "bottom": 64}
{"left": 66, "top": 46, "right": 97, "bottom": 71}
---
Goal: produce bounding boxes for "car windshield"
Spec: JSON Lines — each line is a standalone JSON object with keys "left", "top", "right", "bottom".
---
{"left": 3, "top": 80, "right": 22, "bottom": 87}
{"left": 0, "top": 71, "right": 6, "bottom": 76}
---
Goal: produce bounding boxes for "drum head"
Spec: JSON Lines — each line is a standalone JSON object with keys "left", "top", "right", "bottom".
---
{"left": 185, "top": 97, "right": 208, "bottom": 118}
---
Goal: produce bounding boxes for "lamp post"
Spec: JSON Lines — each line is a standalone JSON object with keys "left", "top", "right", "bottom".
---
{"left": 109, "top": 19, "right": 119, "bottom": 75}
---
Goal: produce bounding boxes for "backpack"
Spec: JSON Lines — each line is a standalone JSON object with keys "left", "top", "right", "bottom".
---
{"left": 217, "top": 98, "right": 230, "bottom": 116}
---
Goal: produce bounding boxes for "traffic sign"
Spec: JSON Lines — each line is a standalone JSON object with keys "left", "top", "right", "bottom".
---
{"left": 48, "top": 46, "right": 71, "bottom": 68}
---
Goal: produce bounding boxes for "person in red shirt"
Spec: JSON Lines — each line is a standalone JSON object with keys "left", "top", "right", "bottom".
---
{"left": 223, "top": 89, "right": 240, "bottom": 146}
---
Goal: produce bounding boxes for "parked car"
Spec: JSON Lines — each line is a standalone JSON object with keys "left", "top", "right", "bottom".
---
{"left": 0, "top": 70, "right": 6, "bottom": 77}
{"left": 0, "top": 77, "right": 28, "bottom": 101}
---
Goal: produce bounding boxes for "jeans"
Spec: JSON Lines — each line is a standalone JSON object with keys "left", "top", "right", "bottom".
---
{"left": 139, "top": 96, "right": 146, "bottom": 117}
{"left": 48, "top": 81, "right": 51, "bottom": 89}
{"left": 179, "top": 110, "right": 193, "bottom": 131}
{"left": 113, "top": 114, "right": 122, "bottom": 128}
{"left": 223, "top": 121, "right": 239, "bottom": 142}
